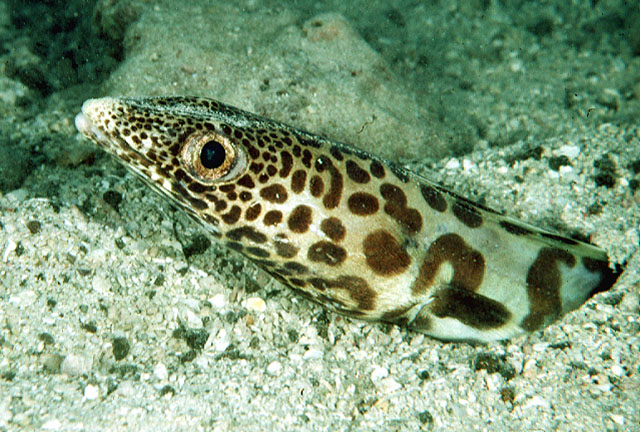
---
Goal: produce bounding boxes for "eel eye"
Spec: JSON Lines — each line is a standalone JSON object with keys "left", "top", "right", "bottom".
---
{"left": 200, "top": 140, "right": 226, "bottom": 169}
{"left": 180, "top": 131, "right": 246, "bottom": 183}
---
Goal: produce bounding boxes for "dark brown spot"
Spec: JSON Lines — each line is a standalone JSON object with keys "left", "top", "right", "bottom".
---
{"left": 263, "top": 210, "right": 283, "bottom": 226}
{"left": 452, "top": 200, "right": 483, "bottom": 228}
{"left": 244, "top": 203, "right": 261, "bottom": 221}
{"left": 226, "top": 241, "right": 244, "bottom": 252}
{"left": 370, "top": 161, "right": 385, "bottom": 178}
{"left": 346, "top": 160, "right": 370, "bottom": 184}
{"left": 249, "top": 162, "right": 264, "bottom": 174}
{"left": 362, "top": 230, "right": 411, "bottom": 276}
{"left": 310, "top": 175, "right": 324, "bottom": 197}
{"left": 315, "top": 155, "right": 343, "bottom": 209}
{"left": 247, "top": 145, "right": 260, "bottom": 160}
{"left": 226, "top": 226, "right": 267, "bottom": 243}
{"left": 380, "top": 183, "right": 423, "bottom": 233}
{"left": 237, "top": 174, "right": 255, "bottom": 189}
{"left": 291, "top": 170, "right": 307, "bottom": 194}
{"left": 279, "top": 151, "right": 293, "bottom": 178}
{"left": 188, "top": 197, "right": 209, "bottom": 210}
{"left": 289, "top": 278, "right": 306, "bottom": 287}
{"left": 308, "top": 241, "right": 347, "bottom": 266}
{"left": 302, "top": 149, "right": 312, "bottom": 168}
{"left": 273, "top": 235, "right": 298, "bottom": 258}
{"left": 521, "top": 248, "right": 576, "bottom": 331}
{"left": 430, "top": 286, "right": 511, "bottom": 329}
{"left": 282, "top": 261, "right": 308, "bottom": 274}
{"left": 221, "top": 205, "right": 242, "bottom": 224}
{"left": 288, "top": 205, "right": 313, "bottom": 233}
{"left": 260, "top": 184, "right": 288, "bottom": 203}
{"left": 330, "top": 145, "right": 344, "bottom": 161}
{"left": 246, "top": 247, "right": 270, "bottom": 258}
{"left": 499, "top": 220, "right": 535, "bottom": 236}
{"left": 347, "top": 192, "right": 379, "bottom": 215}
{"left": 412, "top": 233, "right": 485, "bottom": 295}
{"left": 266, "top": 164, "right": 277, "bottom": 176}
{"left": 320, "top": 217, "right": 346, "bottom": 242}
{"left": 239, "top": 191, "right": 252, "bottom": 201}
{"left": 420, "top": 184, "right": 447, "bottom": 212}
{"left": 187, "top": 181, "right": 207, "bottom": 193}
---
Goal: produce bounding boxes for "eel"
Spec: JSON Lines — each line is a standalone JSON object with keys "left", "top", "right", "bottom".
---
{"left": 75, "top": 96, "right": 622, "bottom": 342}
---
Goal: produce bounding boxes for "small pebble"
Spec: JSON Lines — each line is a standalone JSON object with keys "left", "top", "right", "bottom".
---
{"left": 445, "top": 159, "right": 460, "bottom": 170}
{"left": 266, "top": 361, "right": 282, "bottom": 375}
{"left": 379, "top": 377, "right": 401, "bottom": 393}
{"left": 210, "top": 294, "right": 226, "bottom": 308}
{"left": 558, "top": 145, "right": 580, "bottom": 159}
{"left": 370, "top": 366, "right": 388, "bottom": 381}
{"left": 84, "top": 384, "right": 99, "bottom": 400}
{"left": 154, "top": 362, "right": 168, "bottom": 381}
{"left": 41, "top": 419, "right": 62, "bottom": 430}
{"left": 244, "top": 297, "right": 266, "bottom": 312}
{"left": 303, "top": 349, "right": 323, "bottom": 361}
{"left": 60, "top": 354, "right": 92, "bottom": 376}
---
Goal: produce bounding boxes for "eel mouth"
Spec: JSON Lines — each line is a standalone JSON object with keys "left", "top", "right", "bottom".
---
{"left": 75, "top": 98, "right": 113, "bottom": 147}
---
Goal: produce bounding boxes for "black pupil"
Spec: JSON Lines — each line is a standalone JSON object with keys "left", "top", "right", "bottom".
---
{"left": 200, "top": 140, "right": 226, "bottom": 169}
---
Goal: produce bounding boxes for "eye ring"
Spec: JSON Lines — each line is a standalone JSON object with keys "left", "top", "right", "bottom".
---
{"left": 180, "top": 131, "right": 245, "bottom": 183}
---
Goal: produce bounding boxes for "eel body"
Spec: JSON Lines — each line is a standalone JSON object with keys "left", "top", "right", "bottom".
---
{"left": 75, "top": 96, "right": 622, "bottom": 342}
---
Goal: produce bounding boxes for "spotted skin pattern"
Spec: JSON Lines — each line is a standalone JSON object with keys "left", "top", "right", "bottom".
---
{"left": 75, "top": 96, "right": 622, "bottom": 342}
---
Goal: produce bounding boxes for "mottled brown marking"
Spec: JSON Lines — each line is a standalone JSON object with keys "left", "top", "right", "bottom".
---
{"left": 288, "top": 205, "right": 313, "bottom": 233}
{"left": 320, "top": 217, "right": 346, "bottom": 242}
{"left": 260, "top": 184, "right": 288, "bottom": 203}
{"left": 226, "top": 226, "right": 267, "bottom": 243}
{"left": 380, "top": 306, "right": 413, "bottom": 327}
{"left": 310, "top": 175, "right": 324, "bottom": 197}
{"left": 347, "top": 192, "right": 379, "bottom": 215}
{"left": 273, "top": 235, "right": 298, "bottom": 258}
{"left": 239, "top": 191, "right": 252, "bottom": 201}
{"left": 363, "top": 230, "right": 411, "bottom": 276}
{"left": 315, "top": 155, "right": 343, "bottom": 209}
{"left": 244, "top": 203, "right": 261, "bottom": 221}
{"left": 221, "top": 205, "right": 242, "bottom": 224}
{"left": 521, "top": 248, "right": 576, "bottom": 331}
{"left": 266, "top": 164, "right": 277, "bottom": 176}
{"left": 308, "top": 241, "right": 347, "bottom": 266}
{"left": 420, "top": 184, "right": 447, "bottom": 213}
{"left": 430, "top": 286, "right": 511, "bottom": 329}
{"left": 452, "top": 200, "right": 483, "bottom": 228}
{"left": 412, "top": 233, "right": 485, "bottom": 295}
{"left": 291, "top": 170, "right": 306, "bottom": 194}
{"left": 307, "top": 275, "right": 377, "bottom": 311}
{"left": 380, "top": 183, "right": 423, "bottom": 233}
{"left": 346, "top": 160, "right": 370, "bottom": 184}
{"left": 263, "top": 210, "right": 283, "bottom": 226}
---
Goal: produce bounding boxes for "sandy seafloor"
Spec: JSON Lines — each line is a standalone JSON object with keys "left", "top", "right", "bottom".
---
{"left": 1, "top": 0, "right": 640, "bottom": 431}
